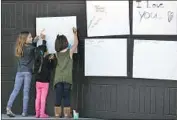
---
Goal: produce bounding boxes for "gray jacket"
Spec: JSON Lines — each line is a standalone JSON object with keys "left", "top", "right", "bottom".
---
{"left": 17, "top": 38, "right": 46, "bottom": 73}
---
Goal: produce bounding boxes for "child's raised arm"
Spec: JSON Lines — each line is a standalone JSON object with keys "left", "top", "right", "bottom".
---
{"left": 32, "top": 29, "right": 45, "bottom": 47}
{"left": 70, "top": 27, "right": 78, "bottom": 58}
{"left": 35, "top": 29, "right": 47, "bottom": 53}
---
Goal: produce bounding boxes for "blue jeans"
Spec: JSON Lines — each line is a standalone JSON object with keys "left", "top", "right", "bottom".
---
{"left": 55, "top": 82, "right": 71, "bottom": 107}
{"left": 7, "top": 72, "right": 32, "bottom": 114}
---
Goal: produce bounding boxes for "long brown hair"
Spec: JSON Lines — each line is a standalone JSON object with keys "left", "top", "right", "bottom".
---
{"left": 15, "top": 31, "right": 30, "bottom": 57}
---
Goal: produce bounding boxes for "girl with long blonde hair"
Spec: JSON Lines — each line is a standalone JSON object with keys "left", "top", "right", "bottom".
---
{"left": 6, "top": 30, "right": 46, "bottom": 117}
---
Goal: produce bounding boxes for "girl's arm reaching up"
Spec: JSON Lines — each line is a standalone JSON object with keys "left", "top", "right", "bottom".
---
{"left": 70, "top": 27, "right": 78, "bottom": 59}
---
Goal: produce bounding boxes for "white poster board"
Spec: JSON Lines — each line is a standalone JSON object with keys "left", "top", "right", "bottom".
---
{"left": 86, "top": 1, "right": 130, "bottom": 37}
{"left": 85, "top": 38, "right": 127, "bottom": 76}
{"left": 133, "top": 1, "right": 177, "bottom": 35}
{"left": 133, "top": 40, "right": 177, "bottom": 80}
{"left": 36, "top": 16, "right": 77, "bottom": 53}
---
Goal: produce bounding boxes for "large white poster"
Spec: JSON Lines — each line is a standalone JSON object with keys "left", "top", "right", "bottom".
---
{"left": 133, "top": 40, "right": 177, "bottom": 80}
{"left": 133, "top": 1, "right": 177, "bottom": 35}
{"left": 36, "top": 16, "right": 77, "bottom": 53}
{"left": 85, "top": 38, "right": 127, "bottom": 76}
{"left": 86, "top": 1, "right": 130, "bottom": 37}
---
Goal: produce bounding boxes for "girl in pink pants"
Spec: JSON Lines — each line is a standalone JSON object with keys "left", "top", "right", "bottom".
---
{"left": 33, "top": 45, "right": 55, "bottom": 118}
{"left": 35, "top": 82, "right": 49, "bottom": 118}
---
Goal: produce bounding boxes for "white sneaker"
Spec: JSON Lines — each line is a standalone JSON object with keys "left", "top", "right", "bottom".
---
{"left": 6, "top": 108, "right": 15, "bottom": 117}
{"left": 22, "top": 113, "right": 28, "bottom": 117}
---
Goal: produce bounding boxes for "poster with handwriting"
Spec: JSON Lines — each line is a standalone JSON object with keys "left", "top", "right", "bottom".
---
{"left": 36, "top": 16, "right": 77, "bottom": 53}
{"left": 85, "top": 38, "right": 127, "bottom": 76}
{"left": 133, "top": 1, "right": 177, "bottom": 35}
{"left": 86, "top": 1, "right": 130, "bottom": 37}
{"left": 133, "top": 40, "right": 177, "bottom": 80}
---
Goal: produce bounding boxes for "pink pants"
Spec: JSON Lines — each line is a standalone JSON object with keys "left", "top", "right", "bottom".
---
{"left": 35, "top": 81, "right": 49, "bottom": 115}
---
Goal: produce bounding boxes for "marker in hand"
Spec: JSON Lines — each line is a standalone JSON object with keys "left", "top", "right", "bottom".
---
{"left": 72, "top": 27, "right": 77, "bottom": 35}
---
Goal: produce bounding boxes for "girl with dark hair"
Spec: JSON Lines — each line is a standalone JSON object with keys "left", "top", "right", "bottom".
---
{"left": 53, "top": 27, "right": 78, "bottom": 118}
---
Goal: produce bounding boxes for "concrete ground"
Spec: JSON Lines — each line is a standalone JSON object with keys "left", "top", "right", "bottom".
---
{"left": 2, "top": 114, "right": 103, "bottom": 120}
